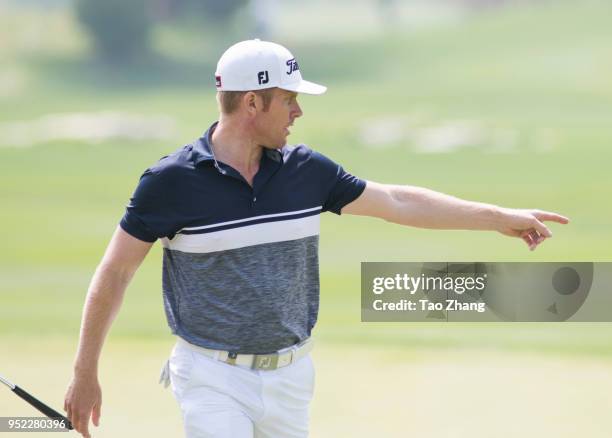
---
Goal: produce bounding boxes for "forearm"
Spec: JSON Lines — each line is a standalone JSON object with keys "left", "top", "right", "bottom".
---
{"left": 343, "top": 181, "right": 567, "bottom": 250}
{"left": 72, "top": 263, "right": 133, "bottom": 376}
{"left": 386, "top": 185, "right": 503, "bottom": 231}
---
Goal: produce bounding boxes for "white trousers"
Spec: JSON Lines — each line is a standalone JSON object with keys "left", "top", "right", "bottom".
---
{"left": 168, "top": 340, "right": 315, "bottom": 438}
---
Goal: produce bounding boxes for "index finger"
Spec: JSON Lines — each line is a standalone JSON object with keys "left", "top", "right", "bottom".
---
{"left": 534, "top": 210, "right": 570, "bottom": 224}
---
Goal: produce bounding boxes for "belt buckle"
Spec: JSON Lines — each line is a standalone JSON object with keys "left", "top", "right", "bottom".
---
{"left": 226, "top": 351, "right": 238, "bottom": 365}
{"left": 253, "top": 353, "right": 280, "bottom": 370}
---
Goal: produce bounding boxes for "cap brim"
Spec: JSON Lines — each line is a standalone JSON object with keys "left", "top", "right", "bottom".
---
{"left": 280, "top": 80, "right": 327, "bottom": 95}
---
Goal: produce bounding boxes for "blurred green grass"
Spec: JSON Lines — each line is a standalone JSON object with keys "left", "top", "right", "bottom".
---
{"left": 1, "top": 0, "right": 611, "bottom": 356}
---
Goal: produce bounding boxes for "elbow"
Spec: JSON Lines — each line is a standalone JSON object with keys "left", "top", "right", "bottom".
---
{"left": 386, "top": 185, "right": 439, "bottom": 229}
{"left": 385, "top": 185, "right": 416, "bottom": 225}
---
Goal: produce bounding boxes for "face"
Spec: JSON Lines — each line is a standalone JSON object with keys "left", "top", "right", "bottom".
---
{"left": 253, "top": 88, "right": 303, "bottom": 149}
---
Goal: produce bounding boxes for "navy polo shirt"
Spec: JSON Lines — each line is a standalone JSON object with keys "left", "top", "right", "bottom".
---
{"left": 120, "top": 122, "right": 366, "bottom": 353}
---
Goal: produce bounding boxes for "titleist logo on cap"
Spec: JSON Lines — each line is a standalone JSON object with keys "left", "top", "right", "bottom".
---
{"left": 286, "top": 58, "right": 299, "bottom": 75}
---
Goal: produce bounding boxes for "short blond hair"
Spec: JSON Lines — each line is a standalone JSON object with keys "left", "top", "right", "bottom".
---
{"left": 217, "top": 88, "right": 275, "bottom": 114}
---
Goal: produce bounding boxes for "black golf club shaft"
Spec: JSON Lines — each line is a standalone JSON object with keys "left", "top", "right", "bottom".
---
{"left": 0, "top": 375, "right": 73, "bottom": 430}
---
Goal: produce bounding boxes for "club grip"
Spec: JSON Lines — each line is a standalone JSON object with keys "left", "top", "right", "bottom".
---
{"left": 13, "top": 386, "right": 73, "bottom": 430}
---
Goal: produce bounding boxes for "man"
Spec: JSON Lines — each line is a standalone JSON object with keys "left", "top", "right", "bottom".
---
{"left": 63, "top": 39, "right": 568, "bottom": 438}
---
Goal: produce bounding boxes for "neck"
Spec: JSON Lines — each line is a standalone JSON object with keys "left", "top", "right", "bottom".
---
{"left": 210, "top": 116, "right": 262, "bottom": 183}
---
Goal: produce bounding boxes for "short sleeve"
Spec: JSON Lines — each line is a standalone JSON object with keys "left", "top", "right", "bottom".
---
{"left": 314, "top": 151, "right": 366, "bottom": 215}
{"left": 119, "top": 167, "right": 179, "bottom": 242}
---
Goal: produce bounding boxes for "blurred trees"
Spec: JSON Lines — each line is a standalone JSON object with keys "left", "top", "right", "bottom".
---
{"left": 155, "top": 0, "right": 249, "bottom": 22}
{"left": 75, "top": 0, "right": 152, "bottom": 62}
{"left": 76, "top": 0, "right": 248, "bottom": 62}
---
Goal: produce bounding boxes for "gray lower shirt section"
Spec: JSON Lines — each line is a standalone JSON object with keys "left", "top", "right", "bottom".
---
{"left": 162, "top": 235, "right": 320, "bottom": 353}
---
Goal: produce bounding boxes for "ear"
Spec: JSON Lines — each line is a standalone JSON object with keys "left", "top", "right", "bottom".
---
{"left": 243, "top": 91, "right": 259, "bottom": 116}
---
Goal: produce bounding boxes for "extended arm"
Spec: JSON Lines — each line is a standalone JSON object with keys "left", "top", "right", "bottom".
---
{"left": 64, "top": 227, "right": 153, "bottom": 438}
{"left": 342, "top": 181, "right": 569, "bottom": 250}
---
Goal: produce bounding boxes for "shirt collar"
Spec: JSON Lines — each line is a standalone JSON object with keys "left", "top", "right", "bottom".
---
{"left": 264, "top": 147, "right": 283, "bottom": 163}
{"left": 193, "top": 121, "right": 284, "bottom": 166}
{"left": 192, "top": 122, "right": 217, "bottom": 165}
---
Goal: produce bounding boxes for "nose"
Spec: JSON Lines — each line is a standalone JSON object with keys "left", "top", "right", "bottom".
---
{"left": 292, "top": 101, "right": 303, "bottom": 118}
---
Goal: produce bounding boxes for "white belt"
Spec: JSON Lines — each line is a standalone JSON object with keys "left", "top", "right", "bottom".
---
{"left": 178, "top": 337, "right": 314, "bottom": 370}
{"left": 160, "top": 337, "right": 314, "bottom": 386}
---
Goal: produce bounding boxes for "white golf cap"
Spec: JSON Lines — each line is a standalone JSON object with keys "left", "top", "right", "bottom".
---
{"left": 215, "top": 39, "right": 327, "bottom": 95}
